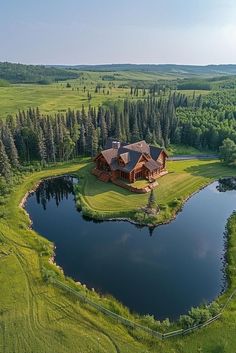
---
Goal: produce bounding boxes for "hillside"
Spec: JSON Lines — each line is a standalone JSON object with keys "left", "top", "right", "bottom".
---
{"left": 54, "top": 64, "right": 236, "bottom": 76}
{"left": 0, "top": 62, "right": 79, "bottom": 84}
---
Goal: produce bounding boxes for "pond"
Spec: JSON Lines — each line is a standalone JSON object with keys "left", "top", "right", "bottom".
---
{"left": 25, "top": 176, "right": 236, "bottom": 320}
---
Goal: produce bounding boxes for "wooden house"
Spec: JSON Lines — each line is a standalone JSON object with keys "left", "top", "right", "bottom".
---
{"left": 93, "top": 139, "right": 168, "bottom": 184}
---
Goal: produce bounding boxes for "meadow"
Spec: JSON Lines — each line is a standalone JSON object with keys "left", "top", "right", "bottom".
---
{"left": 0, "top": 70, "right": 210, "bottom": 118}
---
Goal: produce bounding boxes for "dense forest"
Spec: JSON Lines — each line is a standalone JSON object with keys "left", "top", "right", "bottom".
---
{"left": 0, "top": 62, "right": 79, "bottom": 84}
{"left": 0, "top": 89, "right": 236, "bottom": 179}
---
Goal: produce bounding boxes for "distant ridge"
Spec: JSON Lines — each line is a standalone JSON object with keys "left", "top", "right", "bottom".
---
{"left": 50, "top": 64, "right": 236, "bottom": 76}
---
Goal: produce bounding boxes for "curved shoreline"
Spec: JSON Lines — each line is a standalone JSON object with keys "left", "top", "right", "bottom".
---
{"left": 20, "top": 175, "right": 234, "bottom": 309}
{"left": 20, "top": 173, "right": 214, "bottom": 228}
{"left": 77, "top": 180, "right": 215, "bottom": 227}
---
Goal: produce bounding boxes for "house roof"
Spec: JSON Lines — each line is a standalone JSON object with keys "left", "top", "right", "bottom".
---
{"left": 119, "top": 152, "right": 130, "bottom": 164}
{"left": 144, "top": 159, "right": 162, "bottom": 171}
{"left": 111, "top": 149, "right": 142, "bottom": 173}
{"left": 98, "top": 139, "right": 166, "bottom": 173}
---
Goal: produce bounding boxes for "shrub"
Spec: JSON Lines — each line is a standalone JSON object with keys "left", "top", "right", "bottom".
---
{"left": 188, "top": 306, "right": 211, "bottom": 325}
{"left": 179, "top": 314, "right": 194, "bottom": 329}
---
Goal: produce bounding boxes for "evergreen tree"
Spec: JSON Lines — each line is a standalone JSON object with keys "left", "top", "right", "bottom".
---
{"left": 38, "top": 127, "right": 47, "bottom": 164}
{"left": 0, "top": 139, "right": 11, "bottom": 179}
{"left": 79, "top": 123, "right": 86, "bottom": 154}
{"left": 91, "top": 125, "right": 98, "bottom": 157}
{"left": 46, "top": 119, "right": 56, "bottom": 162}
{"left": 100, "top": 115, "right": 108, "bottom": 147}
{"left": 2, "top": 127, "right": 19, "bottom": 168}
{"left": 147, "top": 189, "right": 156, "bottom": 209}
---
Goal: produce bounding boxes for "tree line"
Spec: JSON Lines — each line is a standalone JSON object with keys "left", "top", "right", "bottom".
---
{"left": 1, "top": 89, "right": 236, "bottom": 179}
{"left": 0, "top": 62, "right": 79, "bottom": 84}
{"left": 0, "top": 95, "right": 179, "bottom": 178}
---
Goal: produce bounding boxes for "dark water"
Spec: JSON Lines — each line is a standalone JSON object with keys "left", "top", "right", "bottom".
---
{"left": 25, "top": 176, "right": 236, "bottom": 320}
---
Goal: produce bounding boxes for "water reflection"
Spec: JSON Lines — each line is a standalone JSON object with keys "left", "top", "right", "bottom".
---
{"left": 35, "top": 176, "right": 75, "bottom": 209}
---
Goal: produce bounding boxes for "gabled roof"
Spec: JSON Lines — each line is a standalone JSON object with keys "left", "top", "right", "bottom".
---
{"left": 97, "top": 139, "right": 167, "bottom": 173}
{"left": 144, "top": 159, "right": 162, "bottom": 171}
{"left": 111, "top": 149, "right": 142, "bottom": 172}
{"left": 124, "top": 140, "right": 150, "bottom": 154}
{"left": 100, "top": 148, "right": 118, "bottom": 165}
{"left": 150, "top": 145, "right": 165, "bottom": 160}
{"left": 119, "top": 152, "right": 130, "bottom": 164}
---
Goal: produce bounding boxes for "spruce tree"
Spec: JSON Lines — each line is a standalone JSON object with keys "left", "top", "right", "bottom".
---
{"left": 38, "top": 127, "right": 47, "bottom": 164}
{"left": 91, "top": 126, "right": 98, "bottom": 157}
{"left": 0, "top": 139, "right": 11, "bottom": 179}
{"left": 79, "top": 124, "right": 86, "bottom": 155}
{"left": 2, "top": 127, "right": 19, "bottom": 168}
{"left": 147, "top": 189, "right": 156, "bottom": 209}
{"left": 46, "top": 119, "right": 56, "bottom": 162}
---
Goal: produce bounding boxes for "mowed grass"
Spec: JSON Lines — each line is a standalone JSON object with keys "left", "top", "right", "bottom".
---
{"left": 1, "top": 159, "right": 236, "bottom": 353}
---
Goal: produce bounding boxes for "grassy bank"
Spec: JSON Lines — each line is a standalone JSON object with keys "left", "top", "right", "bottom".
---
{"left": 1, "top": 159, "right": 236, "bottom": 352}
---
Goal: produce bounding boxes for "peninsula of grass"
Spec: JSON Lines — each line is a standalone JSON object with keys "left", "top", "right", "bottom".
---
{"left": 1, "top": 158, "right": 236, "bottom": 353}
{"left": 75, "top": 159, "right": 236, "bottom": 226}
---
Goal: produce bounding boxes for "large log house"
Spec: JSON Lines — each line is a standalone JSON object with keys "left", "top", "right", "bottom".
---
{"left": 93, "top": 139, "right": 168, "bottom": 184}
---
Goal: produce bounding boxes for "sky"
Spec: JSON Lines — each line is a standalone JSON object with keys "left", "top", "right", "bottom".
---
{"left": 1, "top": 0, "right": 236, "bottom": 65}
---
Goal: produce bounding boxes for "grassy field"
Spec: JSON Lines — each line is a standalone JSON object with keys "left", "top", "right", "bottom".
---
{"left": 0, "top": 70, "right": 209, "bottom": 118}
{"left": 1, "top": 159, "right": 236, "bottom": 353}
{"left": 0, "top": 82, "right": 131, "bottom": 118}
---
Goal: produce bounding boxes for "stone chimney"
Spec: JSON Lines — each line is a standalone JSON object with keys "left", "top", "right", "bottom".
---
{"left": 112, "top": 141, "right": 121, "bottom": 149}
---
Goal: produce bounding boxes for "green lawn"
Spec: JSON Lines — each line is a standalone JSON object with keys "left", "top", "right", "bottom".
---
{"left": 76, "top": 159, "right": 235, "bottom": 224}
{"left": 1, "top": 159, "right": 236, "bottom": 352}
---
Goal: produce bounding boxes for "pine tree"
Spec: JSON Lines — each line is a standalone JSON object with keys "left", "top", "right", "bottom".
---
{"left": 79, "top": 123, "right": 86, "bottom": 154}
{"left": 145, "top": 128, "right": 152, "bottom": 144}
{"left": 46, "top": 119, "right": 56, "bottom": 162}
{"left": 91, "top": 125, "right": 98, "bottom": 157}
{"left": 131, "top": 114, "right": 140, "bottom": 142}
{"left": 115, "top": 114, "right": 122, "bottom": 141}
{"left": 0, "top": 139, "right": 11, "bottom": 179}
{"left": 38, "top": 127, "right": 47, "bottom": 164}
{"left": 2, "top": 127, "right": 19, "bottom": 168}
{"left": 147, "top": 189, "right": 156, "bottom": 209}
{"left": 100, "top": 115, "right": 108, "bottom": 147}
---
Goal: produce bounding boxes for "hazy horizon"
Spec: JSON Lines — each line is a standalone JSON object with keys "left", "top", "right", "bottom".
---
{"left": 3, "top": 62, "right": 236, "bottom": 67}
{"left": 1, "top": 0, "right": 236, "bottom": 65}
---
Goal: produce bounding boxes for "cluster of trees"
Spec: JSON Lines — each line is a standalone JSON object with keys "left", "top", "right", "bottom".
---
{"left": 179, "top": 302, "right": 220, "bottom": 329}
{"left": 219, "top": 138, "right": 236, "bottom": 165}
{"left": 177, "top": 80, "right": 211, "bottom": 91}
{"left": 173, "top": 90, "right": 236, "bottom": 151}
{"left": 0, "top": 62, "right": 79, "bottom": 84}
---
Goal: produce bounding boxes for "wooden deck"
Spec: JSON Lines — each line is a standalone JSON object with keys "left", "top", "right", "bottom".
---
{"left": 92, "top": 168, "right": 168, "bottom": 193}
